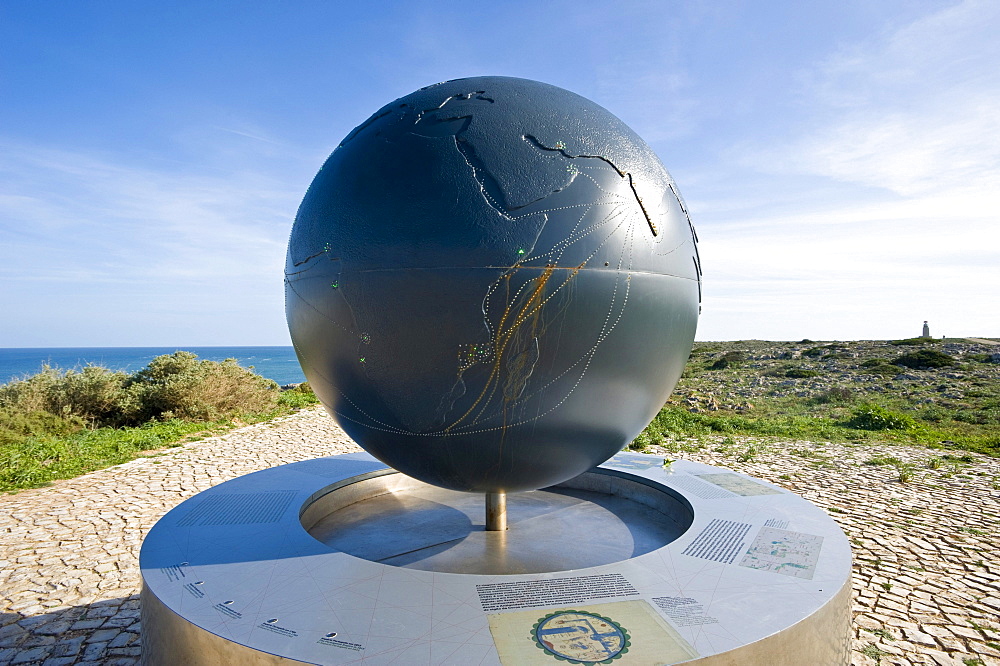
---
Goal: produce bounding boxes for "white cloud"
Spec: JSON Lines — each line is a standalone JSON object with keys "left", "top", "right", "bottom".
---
{"left": 0, "top": 139, "right": 302, "bottom": 285}
{"left": 0, "top": 133, "right": 315, "bottom": 345}
{"left": 790, "top": 0, "right": 1000, "bottom": 197}
{"left": 694, "top": 0, "right": 1000, "bottom": 340}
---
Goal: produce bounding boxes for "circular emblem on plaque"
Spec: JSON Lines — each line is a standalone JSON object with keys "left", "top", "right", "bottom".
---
{"left": 531, "top": 610, "right": 630, "bottom": 664}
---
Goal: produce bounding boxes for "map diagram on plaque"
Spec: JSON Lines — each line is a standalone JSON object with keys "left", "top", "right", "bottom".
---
{"left": 739, "top": 526, "right": 824, "bottom": 579}
{"left": 533, "top": 610, "right": 628, "bottom": 664}
{"left": 695, "top": 473, "right": 782, "bottom": 496}
{"left": 488, "top": 600, "right": 698, "bottom": 665}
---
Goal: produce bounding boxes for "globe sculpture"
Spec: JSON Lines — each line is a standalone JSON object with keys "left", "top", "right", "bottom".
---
{"left": 286, "top": 76, "right": 701, "bottom": 494}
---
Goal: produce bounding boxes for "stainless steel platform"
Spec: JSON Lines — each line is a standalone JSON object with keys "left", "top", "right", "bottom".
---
{"left": 140, "top": 453, "right": 853, "bottom": 665}
{"left": 302, "top": 471, "right": 692, "bottom": 574}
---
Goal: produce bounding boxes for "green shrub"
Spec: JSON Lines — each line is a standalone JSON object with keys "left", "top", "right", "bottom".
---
{"left": 864, "top": 455, "right": 903, "bottom": 466}
{"left": 893, "top": 349, "right": 955, "bottom": 369}
{"left": 0, "top": 365, "right": 129, "bottom": 423}
{"left": 848, "top": 404, "right": 917, "bottom": 431}
{"left": 891, "top": 337, "right": 937, "bottom": 346}
{"left": 0, "top": 407, "right": 84, "bottom": 446}
{"left": 0, "top": 352, "right": 280, "bottom": 429}
{"left": 802, "top": 347, "right": 825, "bottom": 357}
{"left": 918, "top": 405, "right": 948, "bottom": 422}
{"left": 0, "top": 354, "right": 315, "bottom": 491}
{"left": 736, "top": 444, "right": 761, "bottom": 462}
{"left": 278, "top": 390, "right": 319, "bottom": 410}
{"left": 785, "top": 368, "right": 820, "bottom": 378}
{"left": 859, "top": 357, "right": 903, "bottom": 375}
{"left": 812, "top": 387, "right": 853, "bottom": 404}
{"left": 710, "top": 351, "right": 746, "bottom": 370}
{"left": 690, "top": 346, "right": 719, "bottom": 356}
{"left": 123, "top": 352, "right": 279, "bottom": 422}
{"left": 764, "top": 363, "right": 796, "bottom": 377}
{"left": 953, "top": 408, "right": 996, "bottom": 425}
{"left": 628, "top": 431, "right": 651, "bottom": 451}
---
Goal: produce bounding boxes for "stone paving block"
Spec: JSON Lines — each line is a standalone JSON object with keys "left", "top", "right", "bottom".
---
{"left": 922, "top": 649, "right": 962, "bottom": 666}
{"left": 31, "top": 620, "right": 72, "bottom": 636}
{"left": 84, "top": 605, "right": 120, "bottom": 618}
{"left": 15, "top": 615, "right": 50, "bottom": 631}
{"left": 950, "top": 624, "right": 984, "bottom": 641}
{"left": 899, "top": 627, "right": 937, "bottom": 648}
{"left": 0, "top": 624, "right": 27, "bottom": 648}
{"left": 983, "top": 629, "right": 1000, "bottom": 642}
{"left": 49, "top": 635, "right": 84, "bottom": 657}
{"left": 973, "top": 641, "right": 1000, "bottom": 658}
{"left": 19, "top": 633, "right": 56, "bottom": 648}
{"left": 80, "top": 640, "right": 108, "bottom": 661}
{"left": 108, "top": 631, "right": 137, "bottom": 648}
{"left": 936, "top": 637, "right": 966, "bottom": 652}
{"left": 10, "top": 644, "right": 53, "bottom": 664}
{"left": 68, "top": 619, "right": 104, "bottom": 631}
{"left": 41, "top": 657, "right": 77, "bottom": 666}
{"left": 884, "top": 658, "right": 914, "bottom": 666}
{"left": 853, "top": 652, "right": 880, "bottom": 666}
{"left": 982, "top": 597, "right": 1000, "bottom": 612}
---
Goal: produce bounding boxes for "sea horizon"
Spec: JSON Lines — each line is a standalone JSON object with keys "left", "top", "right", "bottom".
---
{"left": 0, "top": 346, "right": 306, "bottom": 387}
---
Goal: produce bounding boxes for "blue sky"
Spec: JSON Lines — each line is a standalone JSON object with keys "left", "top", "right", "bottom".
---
{"left": 1, "top": 0, "right": 997, "bottom": 346}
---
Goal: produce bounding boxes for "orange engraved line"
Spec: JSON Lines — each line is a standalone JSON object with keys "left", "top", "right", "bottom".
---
{"left": 445, "top": 273, "right": 517, "bottom": 431}
{"left": 446, "top": 266, "right": 555, "bottom": 431}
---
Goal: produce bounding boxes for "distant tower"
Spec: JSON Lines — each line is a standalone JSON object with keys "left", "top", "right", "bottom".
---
{"left": 922, "top": 321, "right": 930, "bottom": 338}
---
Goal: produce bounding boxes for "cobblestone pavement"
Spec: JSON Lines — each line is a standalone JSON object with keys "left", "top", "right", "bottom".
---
{"left": 647, "top": 437, "right": 1000, "bottom": 666}
{"left": 1, "top": 407, "right": 997, "bottom": 665}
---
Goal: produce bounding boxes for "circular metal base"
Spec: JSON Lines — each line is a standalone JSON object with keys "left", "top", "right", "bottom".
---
{"left": 140, "top": 453, "right": 852, "bottom": 665}
{"left": 302, "top": 471, "right": 692, "bottom": 574}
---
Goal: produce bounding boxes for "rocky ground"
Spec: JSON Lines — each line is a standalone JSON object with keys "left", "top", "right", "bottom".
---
{"left": 676, "top": 338, "right": 1000, "bottom": 420}
{"left": 1, "top": 382, "right": 998, "bottom": 664}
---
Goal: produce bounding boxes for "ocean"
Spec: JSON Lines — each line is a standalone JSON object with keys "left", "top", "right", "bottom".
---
{"left": 0, "top": 347, "right": 306, "bottom": 387}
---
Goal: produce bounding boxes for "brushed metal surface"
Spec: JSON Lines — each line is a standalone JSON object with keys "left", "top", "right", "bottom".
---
{"left": 682, "top": 575, "right": 853, "bottom": 665}
{"left": 140, "top": 586, "right": 311, "bottom": 666}
{"left": 302, "top": 470, "right": 692, "bottom": 575}
{"left": 485, "top": 491, "right": 506, "bottom": 532}
{"left": 140, "top": 453, "right": 853, "bottom": 665}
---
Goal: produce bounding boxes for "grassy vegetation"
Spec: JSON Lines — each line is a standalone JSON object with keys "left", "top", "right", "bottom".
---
{"left": 632, "top": 339, "right": 1000, "bottom": 457}
{"left": 0, "top": 352, "right": 318, "bottom": 492}
{"left": 892, "top": 349, "right": 955, "bottom": 369}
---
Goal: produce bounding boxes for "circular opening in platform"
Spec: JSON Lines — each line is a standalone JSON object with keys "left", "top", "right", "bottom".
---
{"left": 299, "top": 469, "right": 694, "bottom": 575}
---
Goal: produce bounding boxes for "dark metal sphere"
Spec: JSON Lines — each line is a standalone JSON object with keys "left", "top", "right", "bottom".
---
{"left": 286, "top": 76, "right": 700, "bottom": 493}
